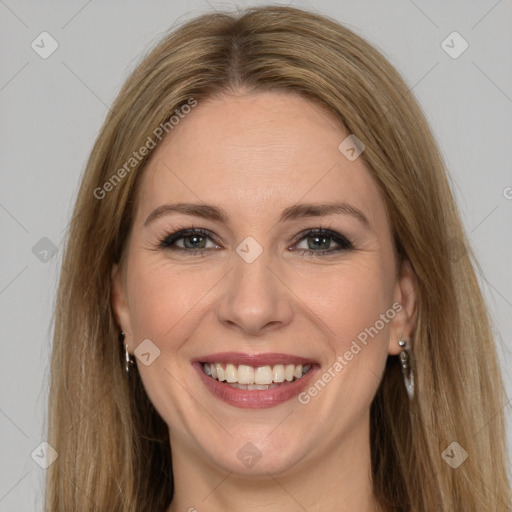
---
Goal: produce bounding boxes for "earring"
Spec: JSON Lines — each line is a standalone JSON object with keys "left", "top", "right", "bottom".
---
{"left": 119, "top": 331, "right": 134, "bottom": 373}
{"left": 398, "top": 337, "right": 414, "bottom": 400}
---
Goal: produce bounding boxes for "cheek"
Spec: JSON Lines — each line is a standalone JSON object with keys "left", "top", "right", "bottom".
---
{"left": 296, "top": 259, "right": 392, "bottom": 339}
{"left": 125, "top": 256, "right": 208, "bottom": 346}
{"left": 291, "top": 258, "right": 394, "bottom": 404}
{"left": 124, "top": 256, "right": 214, "bottom": 426}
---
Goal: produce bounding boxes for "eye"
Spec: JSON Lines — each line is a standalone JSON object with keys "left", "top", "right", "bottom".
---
{"left": 160, "top": 228, "right": 220, "bottom": 255}
{"left": 292, "top": 228, "right": 354, "bottom": 257}
{"left": 158, "top": 226, "right": 354, "bottom": 258}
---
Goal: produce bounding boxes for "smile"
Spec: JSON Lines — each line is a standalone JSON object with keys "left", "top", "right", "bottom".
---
{"left": 203, "top": 362, "right": 312, "bottom": 390}
{"left": 192, "top": 352, "right": 318, "bottom": 408}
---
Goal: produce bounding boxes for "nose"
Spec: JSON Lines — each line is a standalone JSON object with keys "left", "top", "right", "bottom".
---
{"left": 215, "top": 247, "right": 294, "bottom": 337}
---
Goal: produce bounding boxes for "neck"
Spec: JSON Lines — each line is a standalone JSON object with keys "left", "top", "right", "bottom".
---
{"left": 166, "top": 416, "right": 382, "bottom": 512}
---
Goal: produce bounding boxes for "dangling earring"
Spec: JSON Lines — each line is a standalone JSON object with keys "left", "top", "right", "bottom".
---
{"left": 398, "top": 337, "right": 414, "bottom": 400}
{"left": 119, "top": 331, "right": 134, "bottom": 373}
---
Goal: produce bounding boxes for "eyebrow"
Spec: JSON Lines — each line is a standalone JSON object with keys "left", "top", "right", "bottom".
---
{"left": 144, "top": 201, "right": 370, "bottom": 227}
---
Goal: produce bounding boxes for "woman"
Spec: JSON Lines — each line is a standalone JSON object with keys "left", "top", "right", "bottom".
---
{"left": 45, "top": 5, "right": 511, "bottom": 511}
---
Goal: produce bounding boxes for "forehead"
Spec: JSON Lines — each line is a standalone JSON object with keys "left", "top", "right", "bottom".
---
{"left": 135, "top": 92, "right": 387, "bottom": 229}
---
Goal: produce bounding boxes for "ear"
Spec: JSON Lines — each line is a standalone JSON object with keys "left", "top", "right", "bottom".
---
{"left": 387, "top": 259, "right": 417, "bottom": 356}
{"left": 111, "top": 263, "right": 133, "bottom": 347}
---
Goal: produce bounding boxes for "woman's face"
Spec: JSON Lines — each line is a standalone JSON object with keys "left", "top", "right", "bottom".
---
{"left": 112, "top": 92, "right": 416, "bottom": 476}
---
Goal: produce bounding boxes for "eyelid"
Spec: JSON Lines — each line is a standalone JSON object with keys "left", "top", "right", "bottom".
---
{"left": 158, "top": 225, "right": 354, "bottom": 255}
{"left": 290, "top": 227, "right": 354, "bottom": 252}
{"left": 159, "top": 226, "right": 221, "bottom": 249}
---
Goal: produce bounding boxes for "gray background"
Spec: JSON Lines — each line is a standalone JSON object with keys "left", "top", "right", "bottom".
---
{"left": 1, "top": 0, "right": 511, "bottom": 509}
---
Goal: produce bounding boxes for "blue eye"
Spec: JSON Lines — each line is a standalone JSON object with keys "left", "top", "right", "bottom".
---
{"left": 159, "top": 227, "right": 354, "bottom": 257}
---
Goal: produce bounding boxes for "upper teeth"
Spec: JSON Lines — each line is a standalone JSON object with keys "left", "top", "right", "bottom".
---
{"left": 203, "top": 363, "right": 312, "bottom": 384}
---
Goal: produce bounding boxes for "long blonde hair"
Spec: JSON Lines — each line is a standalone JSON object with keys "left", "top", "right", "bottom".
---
{"left": 46, "top": 5, "right": 511, "bottom": 511}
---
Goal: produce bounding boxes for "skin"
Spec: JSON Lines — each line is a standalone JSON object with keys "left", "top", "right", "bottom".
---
{"left": 112, "top": 91, "right": 417, "bottom": 512}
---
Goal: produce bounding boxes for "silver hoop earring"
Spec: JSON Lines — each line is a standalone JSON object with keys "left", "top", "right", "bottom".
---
{"left": 398, "top": 337, "right": 414, "bottom": 400}
{"left": 119, "top": 331, "right": 134, "bottom": 373}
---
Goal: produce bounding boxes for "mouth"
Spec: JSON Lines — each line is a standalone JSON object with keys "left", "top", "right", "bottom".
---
{"left": 192, "top": 352, "right": 318, "bottom": 409}
{"left": 202, "top": 362, "right": 312, "bottom": 390}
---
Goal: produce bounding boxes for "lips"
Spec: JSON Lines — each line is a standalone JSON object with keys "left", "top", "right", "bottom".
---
{"left": 191, "top": 352, "right": 319, "bottom": 409}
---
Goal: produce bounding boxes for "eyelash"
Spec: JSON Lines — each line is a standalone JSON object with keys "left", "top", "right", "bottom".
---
{"left": 158, "top": 225, "right": 355, "bottom": 258}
